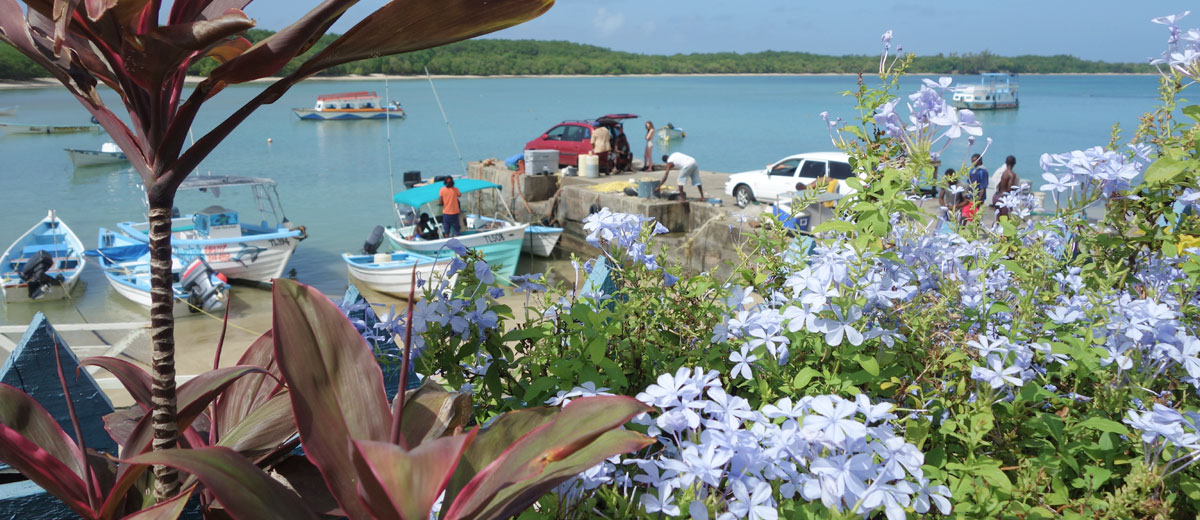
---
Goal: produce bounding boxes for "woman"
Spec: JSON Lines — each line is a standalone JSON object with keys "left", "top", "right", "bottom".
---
{"left": 642, "top": 120, "right": 655, "bottom": 171}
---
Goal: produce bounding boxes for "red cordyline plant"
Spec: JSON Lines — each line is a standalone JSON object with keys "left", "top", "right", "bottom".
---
{"left": 0, "top": 0, "right": 553, "bottom": 500}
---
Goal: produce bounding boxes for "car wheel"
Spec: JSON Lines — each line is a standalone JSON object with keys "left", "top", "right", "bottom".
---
{"left": 734, "top": 185, "right": 754, "bottom": 208}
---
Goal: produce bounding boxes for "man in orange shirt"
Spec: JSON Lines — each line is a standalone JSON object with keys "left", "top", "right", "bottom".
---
{"left": 439, "top": 178, "right": 462, "bottom": 237}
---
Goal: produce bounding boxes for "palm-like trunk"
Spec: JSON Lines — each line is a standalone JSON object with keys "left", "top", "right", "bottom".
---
{"left": 147, "top": 197, "right": 181, "bottom": 500}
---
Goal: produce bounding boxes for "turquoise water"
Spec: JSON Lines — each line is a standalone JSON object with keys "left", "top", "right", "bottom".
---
{"left": 0, "top": 74, "right": 1161, "bottom": 325}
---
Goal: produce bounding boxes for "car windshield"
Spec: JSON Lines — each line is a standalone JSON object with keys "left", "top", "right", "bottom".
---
{"left": 770, "top": 159, "right": 800, "bottom": 176}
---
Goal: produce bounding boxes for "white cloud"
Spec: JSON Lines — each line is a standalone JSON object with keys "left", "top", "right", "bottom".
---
{"left": 594, "top": 8, "right": 626, "bottom": 37}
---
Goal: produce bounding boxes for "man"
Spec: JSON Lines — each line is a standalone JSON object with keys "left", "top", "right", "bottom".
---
{"left": 938, "top": 169, "right": 970, "bottom": 223}
{"left": 439, "top": 177, "right": 462, "bottom": 237}
{"left": 966, "top": 153, "right": 989, "bottom": 212}
{"left": 591, "top": 124, "right": 612, "bottom": 173}
{"left": 993, "top": 155, "right": 1019, "bottom": 219}
{"left": 660, "top": 152, "right": 704, "bottom": 202}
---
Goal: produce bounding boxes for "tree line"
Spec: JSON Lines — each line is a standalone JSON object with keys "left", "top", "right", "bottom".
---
{"left": 1, "top": 32, "right": 1153, "bottom": 81}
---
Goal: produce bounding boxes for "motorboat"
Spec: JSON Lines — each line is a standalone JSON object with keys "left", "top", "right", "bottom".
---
{"left": 0, "top": 210, "right": 85, "bottom": 303}
{"left": 89, "top": 229, "right": 229, "bottom": 316}
{"left": 293, "top": 91, "right": 405, "bottom": 120}
{"left": 342, "top": 250, "right": 456, "bottom": 299}
{"left": 656, "top": 123, "right": 685, "bottom": 141}
{"left": 384, "top": 179, "right": 527, "bottom": 283}
{"left": 0, "top": 106, "right": 17, "bottom": 116}
{"left": 0, "top": 121, "right": 101, "bottom": 134}
{"left": 951, "top": 73, "right": 1019, "bottom": 110}
{"left": 523, "top": 225, "right": 562, "bottom": 257}
{"left": 65, "top": 142, "right": 128, "bottom": 167}
{"left": 115, "top": 175, "right": 305, "bottom": 283}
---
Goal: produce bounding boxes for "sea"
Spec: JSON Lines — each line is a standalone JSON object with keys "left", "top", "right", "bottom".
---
{"left": 0, "top": 74, "right": 1163, "bottom": 331}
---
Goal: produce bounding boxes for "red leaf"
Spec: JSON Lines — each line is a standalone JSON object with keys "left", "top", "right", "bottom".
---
{"left": 352, "top": 430, "right": 476, "bottom": 520}
{"left": 212, "top": 330, "right": 281, "bottom": 441}
{"left": 0, "top": 384, "right": 93, "bottom": 516}
{"left": 176, "top": 365, "right": 268, "bottom": 422}
{"left": 272, "top": 279, "right": 391, "bottom": 520}
{"left": 204, "top": 0, "right": 356, "bottom": 85}
{"left": 119, "top": 485, "right": 192, "bottom": 520}
{"left": 82, "top": 356, "right": 154, "bottom": 410}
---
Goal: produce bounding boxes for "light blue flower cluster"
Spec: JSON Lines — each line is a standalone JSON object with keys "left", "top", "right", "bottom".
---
{"left": 1038, "top": 145, "right": 1149, "bottom": 206}
{"left": 1151, "top": 11, "right": 1200, "bottom": 80}
{"left": 583, "top": 208, "right": 676, "bottom": 285}
{"left": 552, "top": 368, "right": 951, "bottom": 519}
{"left": 1124, "top": 403, "right": 1200, "bottom": 478}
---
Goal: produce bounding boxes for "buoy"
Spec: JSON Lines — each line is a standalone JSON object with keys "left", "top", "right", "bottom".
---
{"left": 267, "top": 138, "right": 273, "bottom": 144}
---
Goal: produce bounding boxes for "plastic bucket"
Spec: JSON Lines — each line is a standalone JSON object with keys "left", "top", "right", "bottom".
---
{"left": 580, "top": 154, "right": 600, "bottom": 178}
{"left": 637, "top": 180, "right": 658, "bottom": 198}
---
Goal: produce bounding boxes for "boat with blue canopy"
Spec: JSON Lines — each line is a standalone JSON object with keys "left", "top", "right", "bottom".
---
{"left": 1, "top": 210, "right": 85, "bottom": 303}
{"left": 89, "top": 229, "right": 229, "bottom": 316}
{"left": 384, "top": 178, "right": 527, "bottom": 282}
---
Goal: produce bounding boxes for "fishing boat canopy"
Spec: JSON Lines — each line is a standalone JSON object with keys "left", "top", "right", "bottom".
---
{"left": 392, "top": 179, "right": 501, "bottom": 207}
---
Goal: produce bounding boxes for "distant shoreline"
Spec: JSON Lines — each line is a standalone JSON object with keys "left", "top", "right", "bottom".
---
{"left": 0, "top": 71, "right": 1159, "bottom": 90}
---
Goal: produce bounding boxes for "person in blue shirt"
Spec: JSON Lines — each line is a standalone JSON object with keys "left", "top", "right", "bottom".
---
{"left": 967, "top": 153, "right": 989, "bottom": 206}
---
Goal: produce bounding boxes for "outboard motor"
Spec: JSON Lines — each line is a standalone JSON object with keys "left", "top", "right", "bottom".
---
{"left": 362, "top": 225, "right": 385, "bottom": 255}
{"left": 180, "top": 259, "right": 226, "bottom": 313}
{"left": 20, "top": 250, "right": 59, "bottom": 300}
{"left": 402, "top": 171, "right": 422, "bottom": 189}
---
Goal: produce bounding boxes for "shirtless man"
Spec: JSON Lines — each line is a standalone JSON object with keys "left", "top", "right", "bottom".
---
{"left": 994, "top": 155, "right": 1018, "bottom": 219}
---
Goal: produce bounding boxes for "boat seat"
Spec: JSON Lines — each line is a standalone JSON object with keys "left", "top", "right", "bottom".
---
{"left": 21, "top": 243, "right": 72, "bottom": 257}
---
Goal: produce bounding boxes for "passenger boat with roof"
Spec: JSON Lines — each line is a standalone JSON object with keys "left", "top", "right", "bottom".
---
{"left": 1, "top": 210, "right": 85, "bottom": 303}
{"left": 292, "top": 91, "right": 405, "bottom": 120}
{"left": 65, "top": 142, "right": 128, "bottom": 167}
{"left": 383, "top": 179, "right": 527, "bottom": 282}
{"left": 115, "top": 175, "right": 306, "bottom": 283}
{"left": 951, "top": 73, "right": 1019, "bottom": 110}
{"left": 89, "top": 229, "right": 229, "bottom": 316}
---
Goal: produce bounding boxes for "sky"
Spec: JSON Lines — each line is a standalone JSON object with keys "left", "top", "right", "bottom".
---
{"left": 244, "top": 1, "right": 1195, "bottom": 63}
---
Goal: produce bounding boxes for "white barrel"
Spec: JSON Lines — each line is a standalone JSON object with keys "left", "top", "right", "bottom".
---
{"left": 580, "top": 154, "right": 600, "bottom": 178}
{"left": 374, "top": 253, "right": 391, "bottom": 264}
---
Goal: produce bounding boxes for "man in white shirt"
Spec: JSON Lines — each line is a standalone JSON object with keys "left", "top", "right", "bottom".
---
{"left": 660, "top": 152, "right": 704, "bottom": 202}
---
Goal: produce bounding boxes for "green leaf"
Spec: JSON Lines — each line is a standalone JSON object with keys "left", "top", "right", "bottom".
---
{"left": 1143, "top": 156, "right": 1187, "bottom": 184}
{"left": 1083, "top": 465, "right": 1113, "bottom": 488}
{"left": 216, "top": 393, "right": 297, "bottom": 459}
{"left": 400, "top": 381, "right": 474, "bottom": 448}
{"left": 120, "top": 487, "right": 193, "bottom": 520}
{"left": 1183, "top": 104, "right": 1200, "bottom": 122}
{"left": 791, "top": 367, "right": 821, "bottom": 389}
{"left": 1076, "top": 417, "right": 1130, "bottom": 436}
{"left": 813, "top": 220, "right": 856, "bottom": 234}
{"left": 127, "top": 447, "right": 318, "bottom": 520}
{"left": 857, "top": 355, "right": 880, "bottom": 377}
{"left": 972, "top": 462, "right": 1012, "bottom": 491}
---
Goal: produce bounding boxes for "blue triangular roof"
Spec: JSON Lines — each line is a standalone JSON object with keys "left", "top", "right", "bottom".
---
{"left": 392, "top": 179, "right": 500, "bottom": 208}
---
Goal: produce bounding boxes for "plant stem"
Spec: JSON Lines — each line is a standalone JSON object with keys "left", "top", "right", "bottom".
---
{"left": 147, "top": 198, "right": 181, "bottom": 501}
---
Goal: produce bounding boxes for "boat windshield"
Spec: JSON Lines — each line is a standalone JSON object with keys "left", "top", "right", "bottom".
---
{"left": 138, "top": 175, "right": 290, "bottom": 229}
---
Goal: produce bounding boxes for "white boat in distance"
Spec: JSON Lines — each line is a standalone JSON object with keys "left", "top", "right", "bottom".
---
{"left": 0, "top": 121, "right": 101, "bottom": 134}
{"left": 293, "top": 91, "right": 405, "bottom": 120}
{"left": 116, "top": 175, "right": 305, "bottom": 283}
{"left": 0, "top": 106, "right": 17, "bottom": 116}
{"left": 0, "top": 210, "right": 85, "bottom": 303}
{"left": 951, "top": 73, "right": 1019, "bottom": 110}
{"left": 523, "top": 225, "right": 562, "bottom": 257}
{"left": 656, "top": 123, "right": 685, "bottom": 141}
{"left": 343, "top": 251, "right": 456, "bottom": 299}
{"left": 90, "top": 229, "right": 230, "bottom": 317}
{"left": 66, "top": 142, "right": 128, "bottom": 167}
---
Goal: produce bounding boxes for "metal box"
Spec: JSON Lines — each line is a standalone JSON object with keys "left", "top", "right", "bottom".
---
{"left": 524, "top": 149, "right": 559, "bottom": 175}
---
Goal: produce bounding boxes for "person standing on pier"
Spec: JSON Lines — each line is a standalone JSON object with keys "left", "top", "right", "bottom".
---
{"left": 993, "top": 155, "right": 1019, "bottom": 219}
{"left": 643, "top": 120, "right": 655, "bottom": 171}
{"left": 439, "top": 178, "right": 462, "bottom": 237}
{"left": 966, "top": 153, "right": 989, "bottom": 218}
{"left": 660, "top": 152, "right": 705, "bottom": 202}
{"left": 591, "top": 124, "right": 612, "bottom": 174}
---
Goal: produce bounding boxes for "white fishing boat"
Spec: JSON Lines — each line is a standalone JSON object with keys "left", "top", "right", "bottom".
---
{"left": 115, "top": 175, "right": 306, "bottom": 283}
{"left": 0, "top": 106, "right": 17, "bottom": 116}
{"left": 523, "top": 225, "right": 562, "bottom": 257}
{"left": 0, "top": 121, "right": 101, "bottom": 134}
{"left": 292, "top": 91, "right": 405, "bottom": 120}
{"left": 342, "top": 250, "right": 456, "bottom": 299}
{"left": 951, "top": 73, "right": 1019, "bottom": 110}
{"left": 89, "top": 229, "right": 229, "bottom": 317}
{"left": 0, "top": 210, "right": 85, "bottom": 303}
{"left": 384, "top": 179, "right": 527, "bottom": 282}
{"left": 65, "top": 142, "right": 128, "bottom": 167}
{"left": 656, "top": 123, "right": 685, "bottom": 141}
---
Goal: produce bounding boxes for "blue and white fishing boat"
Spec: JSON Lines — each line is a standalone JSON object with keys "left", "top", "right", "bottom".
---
{"left": 115, "top": 175, "right": 306, "bottom": 283}
{"left": 292, "top": 91, "right": 405, "bottom": 120}
{"left": 383, "top": 179, "right": 527, "bottom": 282}
{"left": 342, "top": 250, "right": 456, "bottom": 299}
{"left": 1, "top": 210, "right": 85, "bottom": 303}
{"left": 65, "top": 142, "right": 128, "bottom": 167}
{"left": 523, "top": 225, "right": 562, "bottom": 257}
{"left": 89, "top": 229, "right": 229, "bottom": 316}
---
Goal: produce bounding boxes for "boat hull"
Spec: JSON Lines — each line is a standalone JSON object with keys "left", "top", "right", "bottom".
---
{"left": 383, "top": 223, "right": 528, "bottom": 283}
{"left": 66, "top": 149, "right": 128, "bottom": 167}
{"left": 1, "top": 211, "right": 85, "bottom": 304}
{"left": 292, "top": 109, "right": 405, "bottom": 120}
{"left": 343, "top": 252, "right": 456, "bottom": 299}
{"left": 657, "top": 127, "right": 684, "bottom": 141}
{"left": 103, "top": 270, "right": 227, "bottom": 317}
{"left": 116, "top": 220, "right": 301, "bottom": 283}
{"left": 522, "top": 226, "right": 562, "bottom": 257}
{"left": 949, "top": 100, "right": 1019, "bottom": 110}
{"left": 0, "top": 122, "right": 100, "bottom": 134}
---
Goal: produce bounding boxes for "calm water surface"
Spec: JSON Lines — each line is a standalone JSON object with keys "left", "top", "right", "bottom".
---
{"left": 0, "top": 74, "right": 1160, "bottom": 328}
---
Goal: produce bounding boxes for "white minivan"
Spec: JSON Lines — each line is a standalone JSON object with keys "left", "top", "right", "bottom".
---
{"left": 724, "top": 152, "right": 855, "bottom": 208}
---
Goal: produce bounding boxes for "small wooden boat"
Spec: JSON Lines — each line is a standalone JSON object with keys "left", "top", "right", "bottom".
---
{"left": 384, "top": 179, "right": 527, "bottom": 282}
{"left": 116, "top": 175, "right": 305, "bottom": 283}
{"left": 342, "top": 251, "right": 456, "bottom": 299}
{"left": 1, "top": 210, "right": 85, "bottom": 303}
{"left": 0, "top": 121, "right": 101, "bottom": 134}
{"left": 656, "top": 123, "right": 685, "bottom": 141}
{"left": 951, "top": 73, "right": 1019, "bottom": 110}
{"left": 65, "top": 142, "right": 128, "bottom": 167}
{"left": 523, "top": 225, "right": 562, "bottom": 257}
{"left": 0, "top": 106, "right": 17, "bottom": 116}
{"left": 89, "top": 229, "right": 230, "bottom": 316}
{"left": 293, "top": 91, "right": 405, "bottom": 120}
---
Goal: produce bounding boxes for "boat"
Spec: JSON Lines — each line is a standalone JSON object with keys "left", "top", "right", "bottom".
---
{"left": 89, "top": 229, "right": 230, "bottom": 316}
{"left": 342, "top": 250, "right": 456, "bottom": 299}
{"left": 523, "top": 225, "right": 562, "bottom": 257}
{"left": 656, "top": 123, "right": 685, "bottom": 141}
{"left": 383, "top": 179, "right": 528, "bottom": 283}
{"left": 65, "top": 142, "right": 128, "bottom": 167}
{"left": 0, "top": 121, "right": 101, "bottom": 134}
{"left": 0, "top": 210, "right": 85, "bottom": 303}
{"left": 292, "top": 91, "right": 405, "bottom": 120}
{"left": 115, "top": 175, "right": 306, "bottom": 283}
{"left": 951, "top": 73, "right": 1019, "bottom": 110}
{"left": 0, "top": 106, "right": 17, "bottom": 116}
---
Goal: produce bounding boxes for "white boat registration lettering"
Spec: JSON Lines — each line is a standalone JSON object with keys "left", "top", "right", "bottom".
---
{"left": 268, "top": 238, "right": 291, "bottom": 247}
{"left": 483, "top": 233, "right": 506, "bottom": 244}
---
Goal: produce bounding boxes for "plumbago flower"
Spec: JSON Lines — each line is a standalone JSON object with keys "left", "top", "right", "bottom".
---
{"left": 1151, "top": 11, "right": 1200, "bottom": 80}
{"left": 1038, "top": 145, "right": 1148, "bottom": 208}
{"left": 583, "top": 208, "right": 677, "bottom": 285}
{"left": 549, "top": 369, "right": 950, "bottom": 519}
